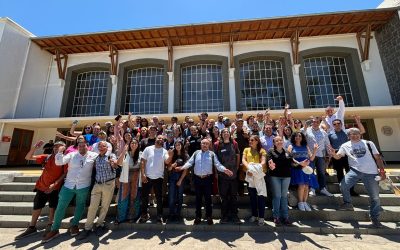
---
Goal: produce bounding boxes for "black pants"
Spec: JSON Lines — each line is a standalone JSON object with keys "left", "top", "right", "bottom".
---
{"left": 194, "top": 175, "right": 213, "bottom": 218}
{"left": 141, "top": 177, "right": 163, "bottom": 217}
{"left": 265, "top": 175, "right": 272, "bottom": 208}
{"left": 218, "top": 178, "right": 238, "bottom": 218}
{"left": 332, "top": 155, "right": 355, "bottom": 193}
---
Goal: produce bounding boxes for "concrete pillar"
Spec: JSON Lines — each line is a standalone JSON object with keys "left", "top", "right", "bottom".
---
{"left": 228, "top": 68, "right": 236, "bottom": 111}
{"left": 167, "top": 72, "right": 174, "bottom": 113}
{"left": 292, "top": 64, "right": 304, "bottom": 108}
{"left": 109, "top": 75, "right": 117, "bottom": 115}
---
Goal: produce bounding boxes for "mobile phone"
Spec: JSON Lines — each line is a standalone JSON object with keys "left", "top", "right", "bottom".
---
{"left": 34, "top": 140, "right": 44, "bottom": 148}
{"left": 306, "top": 120, "right": 312, "bottom": 127}
{"left": 72, "top": 120, "right": 79, "bottom": 125}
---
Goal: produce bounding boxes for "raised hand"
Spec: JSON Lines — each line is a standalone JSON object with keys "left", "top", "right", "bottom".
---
{"left": 336, "top": 96, "right": 343, "bottom": 101}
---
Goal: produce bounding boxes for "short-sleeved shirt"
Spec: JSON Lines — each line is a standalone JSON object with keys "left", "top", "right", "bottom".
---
{"left": 35, "top": 154, "right": 67, "bottom": 192}
{"left": 243, "top": 147, "right": 267, "bottom": 173}
{"left": 329, "top": 129, "right": 349, "bottom": 150}
{"left": 337, "top": 139, "right": 379, "bottom": 174}
{"left": 84, "top": 134, "right": 100, "bottom": 146}
{"left": 141, "top": 145, "right": 168, "bottom": 179}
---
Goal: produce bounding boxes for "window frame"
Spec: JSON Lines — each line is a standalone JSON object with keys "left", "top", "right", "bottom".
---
{"left": 234, "top": 51, "right": 296, "bottom": 111}
{"left": 60, "top": 63, "right": 112, "bottom": 117}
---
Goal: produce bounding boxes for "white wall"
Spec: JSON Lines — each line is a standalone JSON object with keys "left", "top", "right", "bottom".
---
{"left": 15, "top": 42, "right": 52, "bottom": 118}
{"left": 373, "top": 118, "right": 400, "bottom": 161}
{"left": 40, "top": 33, "right": 393, "bottom": 118}
{"left": 0, "top": 20, "right": 31, "bottom": 118}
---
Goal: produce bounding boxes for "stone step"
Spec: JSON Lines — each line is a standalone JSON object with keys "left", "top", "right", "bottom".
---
{"left": 13, "top": 176, "right": 39, "bottom": 183}
{"left": 0, "top": 181, "right": 397, "bottom": 195}
{"left": 0, "top": 183, "right": 35, "bottom": 192}
{"left": 1, "top": 191, "right": 399, "bottom": 206}
{"left": 3, "top": 215, "right": 399, "bottom": 235}
{"left": 0, "top": 202, "right": 398, "bottom": 222}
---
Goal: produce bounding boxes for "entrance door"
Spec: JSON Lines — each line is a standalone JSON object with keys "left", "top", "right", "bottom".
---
{"left": 7, "top": 128, "right": 34, "bottom": 166}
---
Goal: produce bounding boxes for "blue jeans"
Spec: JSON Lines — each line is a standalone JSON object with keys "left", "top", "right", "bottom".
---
{"left": 51, "top": 186, "right": 90, "bottom": 231}
{"left": 248, "top": 187, "right": 266, "bottom": 219}
{"left": 270, "top": 176, "right": 291, "bottom": 219}
{"left": 168, "top": 172, "right": 184, "bottom": 216}
{"left": 314, "top": 157, "right": 326, "bottom": 189}
{"left": 341, "top": 168, "right": 381, "bottom": 220}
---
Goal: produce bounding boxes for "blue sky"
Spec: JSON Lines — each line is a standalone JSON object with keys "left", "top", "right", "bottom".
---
{"left": 0, "top": 0, "right": 383, "bottom": 36}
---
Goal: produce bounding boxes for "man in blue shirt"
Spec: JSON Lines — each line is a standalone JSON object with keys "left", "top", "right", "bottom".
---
{"left": 177, "top": 139, "right": 233, "bottom": 225}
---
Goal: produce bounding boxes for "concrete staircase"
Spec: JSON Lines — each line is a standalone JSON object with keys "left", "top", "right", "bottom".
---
{"left": 0, "top": 174, "right": 399, "bottom": 234}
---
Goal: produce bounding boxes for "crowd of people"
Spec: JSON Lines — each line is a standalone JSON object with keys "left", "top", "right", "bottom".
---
{"left": 14, "top": 96, "right": 387, "bottom": 244}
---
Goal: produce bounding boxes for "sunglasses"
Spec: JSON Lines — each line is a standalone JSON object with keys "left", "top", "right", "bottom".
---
{"left": 85, "top": 127, "right": 91, "bottom": 129}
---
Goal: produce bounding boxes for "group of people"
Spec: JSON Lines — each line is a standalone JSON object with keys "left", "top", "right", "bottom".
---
{"left": 15, "top": 95, "right": 387, "bottom": 244}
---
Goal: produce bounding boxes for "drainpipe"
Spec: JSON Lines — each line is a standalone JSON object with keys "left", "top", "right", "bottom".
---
{"left": 12, "top": 40, "right": 31, "bottom": 119}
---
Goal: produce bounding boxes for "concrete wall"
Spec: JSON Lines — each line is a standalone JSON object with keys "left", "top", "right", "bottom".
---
{"left": 15, "top": 42, "right": 52, "bottom": 118}
{"left": 39, "top": 33, "right": 393, "bottom": 118}
{"left": 376, "top": 12, "right": 400, "bottom": 105}
{"left": 0, "top": 19, "right": 32, "bottom": 119}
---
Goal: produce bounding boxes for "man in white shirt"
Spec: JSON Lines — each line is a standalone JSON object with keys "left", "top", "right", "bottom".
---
{"left": 328, "top": 128, "right": 386, "bottom": 228}
{"left": 324, "top": 96, "right": 345, "bottom": 132}
{"left": 139, "top": 135, "right": 170, "bottom": 223}
{"left": 42, "top": 139, "right": 98, "bottom": 243}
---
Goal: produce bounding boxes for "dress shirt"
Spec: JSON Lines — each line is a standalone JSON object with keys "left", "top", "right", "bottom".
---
{"left": 305, "top": 127, "right": 330, "bottom": 157}
{"left": 55, "top": 151, "right": 98, "bottom": 189}
{"left": 94, "top": 153, "right": 117, "bottom": 183}
{"left": 181, "top": 150, "right": 226, "bottom": 176}
{"left": 260, "top": 134, "right": 274, "bottom": 151}
{"left": 325, "top": 99, "right": 345, "bottom": 132}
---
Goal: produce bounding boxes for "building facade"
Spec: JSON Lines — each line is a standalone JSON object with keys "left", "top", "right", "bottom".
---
{"left": 0, "top": 6, "right": 399, "bottom": 165}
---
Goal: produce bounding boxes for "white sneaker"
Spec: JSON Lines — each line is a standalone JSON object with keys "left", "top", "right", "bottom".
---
{"left": 258, "top": 218, "right": 265, "bottom": 226}
{"left": 298, "top": 202, "right": 306, "bottom": 211}
{"left": 309, "top": 188, "right": 316, "bottom": 197}
{"left": 320, "top": 188, "right": 334, "bottom": 197}
{"left": 249, "top": 216, "right": 258, "bottom": 223}
{"left": 303, "top": 202, "right": 312, "bottom": 211}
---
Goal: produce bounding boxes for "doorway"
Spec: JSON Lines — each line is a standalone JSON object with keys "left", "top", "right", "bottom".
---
{"left": 7, "top": 128, "right": 34, "bottom": 166}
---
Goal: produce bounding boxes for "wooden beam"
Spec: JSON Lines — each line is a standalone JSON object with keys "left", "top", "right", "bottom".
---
{"left": 167, "top": 40, "right": 173, "bottom": 72}
{"left": 38, "top": 20, "right": 387, "bottom": 53}
{"left": 290, "top": 30, "right": 300, "bottom": 65}
{"left": 55, "top": 49, "right": 68, "bottom": 80}
{"left": 229, "top": 36, "right": 234, "bottom": 68}
{"left": 356, "top": 23, "right": 372, "bottom": 62}
{"left": 108, "top": 44, "right": 118, "bottom": 75}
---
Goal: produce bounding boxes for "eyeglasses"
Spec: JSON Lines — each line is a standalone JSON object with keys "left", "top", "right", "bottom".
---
{"left": 333, "top": 123, "right": 341, "bottom": 125}
{"left": 249, "top": 139, "right": 256, "bottom": 142}
{"left": 85, "top": 127, "right": 91, "bottom": 129}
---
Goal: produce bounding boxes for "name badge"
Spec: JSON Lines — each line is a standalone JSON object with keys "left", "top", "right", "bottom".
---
{"left": 190, "top": 140, "right": 195, "bottom": 143}
{"left": 221, "top": 149, "right": 227, "bottom": 152}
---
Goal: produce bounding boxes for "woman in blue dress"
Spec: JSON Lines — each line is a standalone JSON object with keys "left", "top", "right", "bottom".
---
{"left": 287, "top": 132, "right": 318, "bottom": 211}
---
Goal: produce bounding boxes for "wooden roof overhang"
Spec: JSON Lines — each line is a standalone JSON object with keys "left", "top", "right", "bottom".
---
{"left": 31, "top": 8, "right": 398, "bottom": 55}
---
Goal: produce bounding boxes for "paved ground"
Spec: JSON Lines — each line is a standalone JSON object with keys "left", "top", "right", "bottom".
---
{"left": 1, "top": 228, "right": 399, "bottom": 250}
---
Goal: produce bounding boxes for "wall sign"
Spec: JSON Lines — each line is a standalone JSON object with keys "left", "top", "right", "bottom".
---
{"left": 381, "top": 126, "right": 393, "bottom": 136}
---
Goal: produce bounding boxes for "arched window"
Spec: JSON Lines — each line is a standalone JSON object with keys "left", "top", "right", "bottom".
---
{"left": 124, "top": 66, "right": 164, "bottom": 114}
{"left": 71, "top": 70, "right": 109, "bottom": 116}
{"left": 303, "top": 56, "right": 354, "bottom": 108}
{"left": 239, "top": 59, "right": 286, "bottom": 110}
{"left": 181, "top": 64, "right": 224, "bottom": 113}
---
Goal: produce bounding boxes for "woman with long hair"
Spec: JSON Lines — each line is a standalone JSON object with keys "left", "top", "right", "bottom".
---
{"left": 116, "top": 138, "right": 141, "bottom": 223}
{"left": 287, "top": 132, "right": 318, "bottom": 211}
{"left": 242, "top": 135, "right": 267, "bottom": 226}
{"left": 267, "top": 136, "right": 293, "bottom": 226}
{"left": 165, "top": 139, "right": 188, "bottom": 222}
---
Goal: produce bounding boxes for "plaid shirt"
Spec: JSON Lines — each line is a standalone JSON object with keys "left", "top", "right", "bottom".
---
{"left": 95, "top": 153, "right": 117, "bottom": 183}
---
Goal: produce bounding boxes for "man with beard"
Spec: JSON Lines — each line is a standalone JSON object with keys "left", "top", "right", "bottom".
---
{"left": 139, "top": 135, "right": 170, "bottom": 223}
